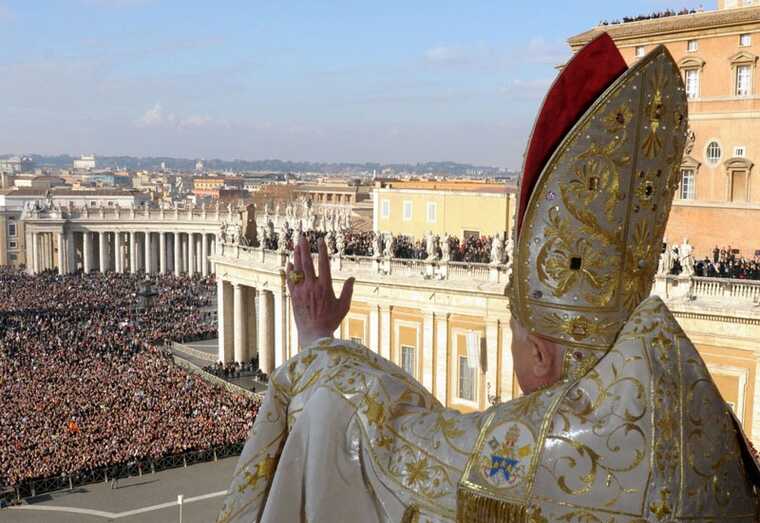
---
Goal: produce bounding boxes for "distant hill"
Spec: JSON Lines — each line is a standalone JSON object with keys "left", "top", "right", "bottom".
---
{"left": 0, "top": 154, "right": 514, "bottom": 177}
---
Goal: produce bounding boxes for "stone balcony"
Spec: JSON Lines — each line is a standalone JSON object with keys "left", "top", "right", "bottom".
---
{"left": 217, "top": 243, "right": 512, "bottom": 287}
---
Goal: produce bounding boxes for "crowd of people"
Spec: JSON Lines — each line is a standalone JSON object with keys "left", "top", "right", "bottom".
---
{"left": 204, "top": 359, "right": 268, "bottom": 383}
{"left": 694, "top": 246, "right": 760, "bottom": 280}
{"left": 599, "top": 7, "right": 700, "bottom": 26}
{"left": 0, "top": 270, "right": 259, "bottom": 490}
{"left": 258, "top": 228, "right": 501, "bottom": 263}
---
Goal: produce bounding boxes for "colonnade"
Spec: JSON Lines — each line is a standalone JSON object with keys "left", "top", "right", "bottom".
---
{"left": 29, "top": 229, "right": 218, "bottom": 277}
{"left": 217, "top": 280, "right": 281, "bottom": 373}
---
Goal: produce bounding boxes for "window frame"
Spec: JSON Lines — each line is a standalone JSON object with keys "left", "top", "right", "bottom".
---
{"left": 705, "top": 140, "right": 723, "bottom": 167}
{"left": 402, "top": 200, "right": 413, "bottom": 221}
{"left": 457, "top": 354, "right": 476, "bottom": 402}
{"left": 735, "top": 64, "right": 752, "bottom": 96}
{"left": 381, "top": 199, "right": 390, "bottom": 219}
{"left": 684, "top": 68, "right": 700, "bottom": 99}
{"left": 635, "top": 46, "right": 645, "bottom": 58}
{"left": 734, "top": 146, "right": 747, "bottom": 158}
{"left": 740, "top": 33, "right": 752, "bottom": 48}
{"left": 401, "top": 345, "right": 416, "bottom": 378}
{"left": 7, "top": 222, "right": 16, "bottom": 237}
{"left": 426, "top": 201, "right": 437, "bottom": 224}
{"left": 679, "top": 168, "right": 696, "bottom": 200}
{"left": 687, "top": 40, "right": 698, "bottom": 53}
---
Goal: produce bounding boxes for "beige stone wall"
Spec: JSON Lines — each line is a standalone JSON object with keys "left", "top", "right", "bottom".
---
{"left": 375, "top": 187, "right": 515, "bottom": 239}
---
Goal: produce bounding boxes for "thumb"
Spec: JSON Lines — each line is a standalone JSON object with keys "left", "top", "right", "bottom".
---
{"left": 338, "top": 277, "right": 355, "bottom": 316}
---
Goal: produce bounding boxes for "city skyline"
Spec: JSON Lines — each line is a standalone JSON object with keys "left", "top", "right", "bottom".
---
{"left": 1, "top": 0, "right": 708, "bottom": 168}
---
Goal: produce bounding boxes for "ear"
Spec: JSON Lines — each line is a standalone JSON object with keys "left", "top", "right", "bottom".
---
{"left": 528, "top": 334, "right": 560, "bottom": 379}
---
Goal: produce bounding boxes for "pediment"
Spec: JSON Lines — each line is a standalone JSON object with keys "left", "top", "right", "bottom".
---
{"left": 728, "top": 50, "right": 758, "bottom": 64}
{"left": 678, "top": 56, "right": 705, "bottom": 69}
{"left": 724, "top": 157, "right": 754, "bottom": 171}
{"left": 681, "top": 155, "right": 701, "bottom": 169}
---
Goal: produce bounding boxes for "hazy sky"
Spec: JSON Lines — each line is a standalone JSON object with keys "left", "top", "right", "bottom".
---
{"left": 0, "top": 0, "right": 709, "bottom": 167}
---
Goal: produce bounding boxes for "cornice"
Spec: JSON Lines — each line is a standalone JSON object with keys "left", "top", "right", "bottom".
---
{"left": 568, "top": 7, "right": 760, "bottom": 47}
{"left": 671, "top": 309, "right": 760, "bottom": 326}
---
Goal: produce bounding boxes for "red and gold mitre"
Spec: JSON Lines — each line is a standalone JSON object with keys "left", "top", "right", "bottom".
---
{"left": 509, "top": 34, "right": 689, "bottom": 379}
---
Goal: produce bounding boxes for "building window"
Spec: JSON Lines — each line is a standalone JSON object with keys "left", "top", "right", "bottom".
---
{"left": 458, "top": 355, "right": 476, "bottom": 401}
{"left": 735, "top": 146, "right": 747, "bottom": 158}
{"left": 684, "top": 69, "right": 699, "bottom": 99}
{"left": 635, "top": 46, "right": 645, "bottom": 58}
{"left": 687, "top": 40, "right": 698, "bottom": 52}
{"left": 7, "top": 222, "right": 16, "bottom": 237}
{"left": 381, "top": 199, "right": 390, "bottom": 219}
{"left": 731, "top": 171, "right": 749, "bottom": 202}
{"left": 351, "top": 336, "right": 363, "bottom": 345}
{"left": 426, "top": 202, "right": 437, "bottom": 223}
{"left": 679, "top": 169, "right": 696, "bottom": 200}
{"left": 8, "top": 240, "right": 17, "bottom": 249}
{"left": 463, "top": 230, "right": 480, "bottom": 240}
{"left": 736, "top": 64, "right": 752, "bottom": 96}
{"left": 403, "top": 201, "right": 413, "bottom": 221}
{"left": 740, "top": 33, "right": 752, "bottom": 47}
{"left": 401, "top": 345, "right": 416, "bottom": 377}
{"left": 706, "top": 141, "right": 722, "bottom": 166}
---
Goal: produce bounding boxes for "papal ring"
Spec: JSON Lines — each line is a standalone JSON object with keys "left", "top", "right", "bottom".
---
{"left": 288, "top": 270, "right": 305, "bottom": 285}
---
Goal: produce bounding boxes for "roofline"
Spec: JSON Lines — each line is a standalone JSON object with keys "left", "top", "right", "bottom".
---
{"left": 568, "top": 6, "right": 760, "bottom": 48}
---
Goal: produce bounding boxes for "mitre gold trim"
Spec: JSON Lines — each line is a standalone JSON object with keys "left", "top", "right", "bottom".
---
{"left": 510, "top": 45, "right": 688, "bottom": 381}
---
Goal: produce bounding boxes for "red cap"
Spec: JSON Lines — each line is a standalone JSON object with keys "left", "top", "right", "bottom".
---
{"left": 517, "top": 33, "right": 628, "bottom": 232}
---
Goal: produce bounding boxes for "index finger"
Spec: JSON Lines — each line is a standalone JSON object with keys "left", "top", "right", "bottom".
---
{"left": 318, "top": 237, "right": 332, "bottom": 288}
{"left": 300, "top": 234, "right": 316, "bottom": 280}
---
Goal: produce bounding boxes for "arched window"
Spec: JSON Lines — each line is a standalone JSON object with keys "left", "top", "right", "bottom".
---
{"left": 706, "top": 141, "right": 722, "bottom": 166}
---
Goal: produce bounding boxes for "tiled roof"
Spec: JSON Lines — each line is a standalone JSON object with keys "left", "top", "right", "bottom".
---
{"left": 568, "top": 6, "right": 760, "bottom": 47}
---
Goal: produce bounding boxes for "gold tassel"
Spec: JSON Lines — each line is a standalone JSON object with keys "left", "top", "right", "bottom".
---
{"left": 456, "top": 487, "right": 528, "bottom": 523}
{"left": 401, "top": 504, "right": 420, "bottom": 523}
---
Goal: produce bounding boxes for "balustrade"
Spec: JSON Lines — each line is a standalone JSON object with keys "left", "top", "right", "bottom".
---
{"left": 218, "top": 243, "right": 511, "bottom": 284}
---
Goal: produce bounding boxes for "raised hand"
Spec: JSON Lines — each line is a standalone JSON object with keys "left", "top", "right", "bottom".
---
{"left": 285, "top": 234, "right": 355, "bottom": 348}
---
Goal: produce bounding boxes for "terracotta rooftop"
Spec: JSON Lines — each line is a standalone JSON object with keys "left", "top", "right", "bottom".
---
{"left": 0, "top": 188, "right": 146, "bottom": 197}
{"left": 568, "top": 6, "right": 760, "bottom": 47}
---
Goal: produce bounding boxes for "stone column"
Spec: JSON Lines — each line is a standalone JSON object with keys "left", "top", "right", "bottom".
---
{"left": 83, "top": 232, "right": 93, "bottom": 274}
{"left": 31, "top": 232, "right": 39, "bottom": 274}
{"left": 159, "top": 232, "right": 167, "bottom": 274}
{"left": 66, "top": 231, "right": 76, "bottom": 274}
{"left": 258, "top": 289, "right": 275, "bottom": 374}
{"left": 201, "top": 233, "right": 209, "bottom": 277}
{"left": 500, "top": 321, "right": 514, "bottom": 402}
{"left": 369, "top": 305, "right": 380, "bottom": 353}
{"left": 99, "top": 231, "right": 107, "bottom": 272}
{"left": 273, "top": 289, "right": 289, "bottom": 368}
{"left": 486, "top": 319, "right": 499, "bottom": 405}
{"left": 174, "top": 232, "right": 182, "bottom": 276}
{"left": 379, "top": 305, "right": 391, "bottom": 360}
{"left": 233, "top": 283, "right": 248, "bottom": 363}
{"left": 144, "top": 232, "right": 152, "bottom": 274}
{"left": 210, "top": 237, "right": 216, "bottom": 274}
{"left": 187, "top": 232, "right": 196, "bottom": 276}
{"left": 113, "top": 232, "right": 121, "bottom": 273}
{"left": 422, "top": 312, "right": 435, "bottom": 393}
{"left": 434, "top": 313, "right": 450, "bottom": 405}
{"left": 246, "top": 287, "right": 257, "bottom": 361}
{"left": 217, "top": 279, "right": 234, "bottom": 362}
{"left": 129, "top": 231, "right": 137, "bottom": 274}
{"left": 57, "top": 232, "right": 66, "bottom": 275}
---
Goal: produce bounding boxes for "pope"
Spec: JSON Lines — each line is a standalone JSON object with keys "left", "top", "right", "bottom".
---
{"left": 218, "top": 34, "right": 760, "bottom": 523}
